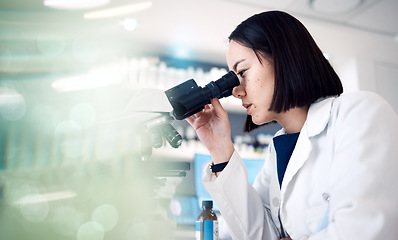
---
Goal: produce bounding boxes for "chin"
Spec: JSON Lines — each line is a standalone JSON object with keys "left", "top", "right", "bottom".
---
{"left": 251, "top": 117, "right": 263, "bottom": 125}
{"left": 251, "top": 116, "right": 271, "bottom": 126}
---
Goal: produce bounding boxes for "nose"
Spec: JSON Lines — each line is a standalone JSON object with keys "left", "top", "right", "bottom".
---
{"left": 232, "top": 84, "right": 245, "bottom": 99}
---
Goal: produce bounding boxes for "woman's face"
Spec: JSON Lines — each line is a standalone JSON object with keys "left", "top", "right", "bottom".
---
{"left": 227, "top": 40, "right": 276, "bottom": 125}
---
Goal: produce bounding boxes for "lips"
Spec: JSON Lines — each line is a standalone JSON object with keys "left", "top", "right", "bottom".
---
{"left": 242, "top": 103, "right": 252, "bottom": 113}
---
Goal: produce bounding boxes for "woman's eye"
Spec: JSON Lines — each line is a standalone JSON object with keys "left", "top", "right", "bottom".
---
{"left": 237, "top": 69, "right": 246, "bottom": 77}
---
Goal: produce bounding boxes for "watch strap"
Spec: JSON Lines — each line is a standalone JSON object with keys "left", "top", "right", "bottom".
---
{"left": 210, "top": 161, "right": 229, "bottom": 173}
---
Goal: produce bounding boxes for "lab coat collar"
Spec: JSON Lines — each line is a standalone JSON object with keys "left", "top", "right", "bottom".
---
{"left": 279, "top": 96, "right": 335, "bottom": 194}
{"left": 274, "top": 96, "right": 335, "bottom": 138}
{"left": 305, "top": 96, "right": 335, "bottom": 137}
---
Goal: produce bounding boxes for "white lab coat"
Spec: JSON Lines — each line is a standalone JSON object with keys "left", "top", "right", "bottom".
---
{"left": 203, "top": 91, "right": 398, "bottom": 240}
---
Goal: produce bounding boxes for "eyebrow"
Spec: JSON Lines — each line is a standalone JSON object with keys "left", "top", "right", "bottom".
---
{"left": 232, "top": 59, "right": 245, "bottom": 72}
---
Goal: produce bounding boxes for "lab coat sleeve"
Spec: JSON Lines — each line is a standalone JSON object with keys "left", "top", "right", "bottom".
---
{"left": 203, "top": 151, "right": 279, "bottom": 240}
{"left": 307, "top": 92, "right": 398, "bottom": 239}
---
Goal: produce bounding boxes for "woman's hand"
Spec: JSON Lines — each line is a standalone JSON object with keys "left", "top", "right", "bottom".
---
{"left": 186, "top": 98, "right": 234, "bottom": 163}
{"left": 280, "top": 237, "right": 292, "bottom": 240}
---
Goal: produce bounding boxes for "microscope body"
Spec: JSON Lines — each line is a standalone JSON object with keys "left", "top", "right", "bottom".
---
{"left": 128, "top": 71, "right": 239, "bottom": 154}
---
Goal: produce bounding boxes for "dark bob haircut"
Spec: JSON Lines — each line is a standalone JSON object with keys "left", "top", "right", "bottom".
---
{"left": 228, "top": 11, "right": 343, "bottom": 132}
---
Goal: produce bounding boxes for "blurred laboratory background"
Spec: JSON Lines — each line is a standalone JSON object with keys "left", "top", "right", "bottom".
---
{"left": 0, "top": 0, "right": 397, "bottom": 239}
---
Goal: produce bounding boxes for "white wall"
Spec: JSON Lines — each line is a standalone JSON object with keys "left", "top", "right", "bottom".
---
{"left": 374, "top": 63, "right": 398, "bottom": 114}
{"left": 301, "top": 17, "right": 398, "bottom": 112}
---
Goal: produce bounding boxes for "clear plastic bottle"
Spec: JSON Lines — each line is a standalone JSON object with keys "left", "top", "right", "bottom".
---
{"left": 196, "top": 200, "right": 218, "bottom": 240}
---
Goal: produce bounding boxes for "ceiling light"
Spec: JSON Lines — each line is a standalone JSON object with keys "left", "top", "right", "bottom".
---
{"left": 44, "top": 0, "right": 110, "bottom": 10}
{"left": 84, "top": 1, "right": 152, "bottom": 19}
{"left": 311, "top": 0, "right": 363, "bottom": 14}
{"left": 14, "top": 191, "right": 77, "bottom": 205}
{"left": 121, "top": 18, "right": 139, "bottom": 31}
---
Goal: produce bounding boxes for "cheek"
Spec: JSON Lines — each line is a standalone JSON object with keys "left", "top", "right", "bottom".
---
{"left": 252, "top": 79, "right": 269, "bottom": 102}
{"left": 252, "top": 88, "right": 274, "bottom": 117}
{"left": 247, "top": 78, "right": 263, "bottom": 94}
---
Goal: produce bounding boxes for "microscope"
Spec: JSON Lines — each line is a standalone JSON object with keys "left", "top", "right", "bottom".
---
{"left": 128, "top": 70, "right": 239, "bottom": 158}
{"left": 125, "top": 70, "right": 239, "bottom": 238}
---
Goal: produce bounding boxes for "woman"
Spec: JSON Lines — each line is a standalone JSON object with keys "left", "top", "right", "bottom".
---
{"left": 187, "top": 11, "right": 398, "bottom": 240}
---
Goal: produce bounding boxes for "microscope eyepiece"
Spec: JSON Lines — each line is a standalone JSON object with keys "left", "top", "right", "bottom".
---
{"left": 165, "top": 71, "right": 239, "bottom": 120}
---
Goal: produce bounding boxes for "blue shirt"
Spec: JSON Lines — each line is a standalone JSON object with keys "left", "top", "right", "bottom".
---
{"left": 273, "top": 132, "right": 300, "bottom": 188}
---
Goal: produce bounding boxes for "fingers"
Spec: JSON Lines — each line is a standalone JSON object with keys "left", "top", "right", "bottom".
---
{"left": 186, "top": 106, "right": 207, "bottom": 125}
{"left": 185, "top": 116, "right": 195, "bottom": 126}
{"left": 194, "top": 104, "right": 211, "bottom": 118}
{"left": 194, "top": 111, "right": 202, "bottom": 118}
{"left": 185, "top": 103, "right": 215, "bottom": 126}
{"left": 210, "top": 98, "right": 221, "bottom": 109}
{"left": 210, "top": 98, "right": 226, "bottom": 116}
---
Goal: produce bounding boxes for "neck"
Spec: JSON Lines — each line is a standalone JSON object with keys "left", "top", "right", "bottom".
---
{"left": 277, "top": 105, "right": 309, "bottom": 134}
